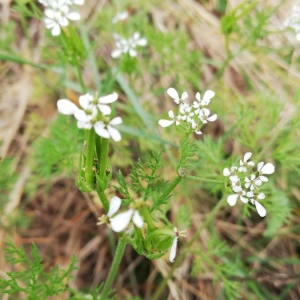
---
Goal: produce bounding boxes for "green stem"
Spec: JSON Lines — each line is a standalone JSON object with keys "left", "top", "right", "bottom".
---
{"left": 97, "top": 189, "right": 109, "bottom": 214}
{"left": 158, "top": 176, "right": 182, "bottom": 203}
{"left": 85, "top": 129, "right": 95, "bottom": 188}
{"left": 152, "top": 197, "right": 226, "bottom": 300}
{"left": 76, "top": 61, "right": 86, "bottom": 93}
{"left": 99, "top": 138, "right": 109, "bottom": 182}
{"left": 185, "top": 175, "right": 223, "bottom": 184}
{"left": 140, "top": 206, "right": 155, "bottom": 231}
{"left": 102, "top": 240, "right": 127, "bottom": 297}
{"left": 95, "top": 135, "right": 102, "bottom": 171}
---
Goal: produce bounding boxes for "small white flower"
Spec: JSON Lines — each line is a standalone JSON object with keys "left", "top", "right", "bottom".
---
{"left": 193, "top": 90, "right": 215, "bottom": 113}
{"left": 223, "top": 166, "right": 239, "bottom": 182}
{"left": 238, "top": 152, "right": 255, "bottom": 172}
{"left": 227, "top": 186, "right": 248, "bottom": 206}
{"left": 257, "top": 162, "right": 275, "bottom": 182}
{"left": 179, "top": 105, "right": 194, "bottom": 123}
{"left": 158, "top": 110, "right": 181, "bottom": 127}
{"left": 246, "top": 191, "right": 266, "bottom": 217}
{"left": 245, "top": 174, "right": 262, "bottom": 191}
{"left": 111, "top": 32, "right": 147, "bottom": 58}
{"left": 74, "top": 94, "right": 98, "bottom": 122}
{"left": 96, "top": 92, "right": 118, "bottom": 115}
{"left": 43, "top": 1, "right": 81, "bottom": 36}
{"left": 167, "top": 87, "right": 188, "bottom": 105}
{"left": 169, "top": 227, "right": 186, "bottom": 263}
{"left": 112, "top": 11, "right": 128, "bottom": 23}
{"left": 110, "top": 208, "right": 144, "bottom": 232}
{"left": 94, "top": 117, "right": 122, "bottom": 142}
{"left": 107, "top": 196, "right": 122, "bottom": 217}
{"left": 198, "top": 108, "right": 217, "bottom": 124}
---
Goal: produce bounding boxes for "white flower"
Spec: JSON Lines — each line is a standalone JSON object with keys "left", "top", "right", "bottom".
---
{"left": 257, "top": 162, "right": 275, "bottom": 182}
{"left": 112, "top": 11, "right": 128, "bottom": 23}
{"left": 111, "top": 32, "right": 147, "bottom": 58}
{"left": 245, "top": 174, "right": 262, "bottom": 191}
{"left": 246, "top": 191, "right": 266, "bottom": 217}
{"left": 198, "top": 108, "right": 217, "bottom": 124}
{"left": 284, "top": 5, "right": 300, "bottom": 40}
{"left": 96, "top": 92, "right": 118, "bottom": 115}
{"left": 94, "top": 117, "right": 122, "bottom": 142}
{"left": 169, "top": 236, "right": 178, "bottom": 263}
{"left": 43, "top": 1, "right": 81, "bottom": 36}
{"left": 158, "top": 110, "right": 181, "bottom": 127}
{"left": 223, "top": 166, "right": 239, "bottom": 182}
{"left": 110, "top": 208, "right": 144, "bottom": 232}
{"left": 73, "top": 94, "right": 98, "bottom": 122}
{"left": 107, "top": 196, "right": 122, "bottom": 217}
{"left": 167, "top": 87, "right": 188, "bottom": 105}
{"left": 179, "top": 105, "right": 194, "bottom": 123}
{"left": 227, "top": 186, "right": 248, "bottom": 206}
{"left": 193, "top": 90, "right": 215, "bottom": 113}
{"left": 238, "top": 152, "right": 255, "bottom": 172}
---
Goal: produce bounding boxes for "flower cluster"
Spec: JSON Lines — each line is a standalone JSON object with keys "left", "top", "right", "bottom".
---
{"left": 223, "top": 152, "right": 275, "bottom": 217}
{"left": 57, "top": 92, "right": 123, "bottom": 142}
{"left": 111, "top": 32, "right": 147, "bottom": 58}
{"left": 158, "top": 88, "right": 217, "bottom": 135}
{"left": 284, "top": 5, "right": 300, "bottom": 40}
{"left": 97, "top": 196, "right": 144, "bottom": 232}
{"left": 39, "top": 0, "right": 83, "bottom": 36}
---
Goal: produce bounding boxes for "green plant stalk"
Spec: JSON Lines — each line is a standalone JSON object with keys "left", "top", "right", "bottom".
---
{"left": 185, "top": 175, "right": 224, "bottom": 184}
{"left": 85, "top": 129, "right": 95, "bottom": 188}
{"left": 158, "top": 176, "right": 182, "bottom": 203}
{"left": 102, "top": 239, "right": 127, "bottom": 297}
{"left": 140, "top": 206, "right": 155, "bottom": 231}
{"left": 75, "top": 61, "right": 86, "bottom": 93}
{"left": 99, "top": 138, "right": 109, "bottom": 182}
{"left": 152, "top": 197, "right": 227, "bottom": 300}
{"left": 97, "top": 189, "right": 109, "bottom": 214}
{"left": 95, "top": 135, "right": 102, "bottom": 171}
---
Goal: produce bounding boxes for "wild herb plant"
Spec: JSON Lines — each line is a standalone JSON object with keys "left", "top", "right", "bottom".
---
{"left": 1, "top": 0, "right": 299, "bottom": 299}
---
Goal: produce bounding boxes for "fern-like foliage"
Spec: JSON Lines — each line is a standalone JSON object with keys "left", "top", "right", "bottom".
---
{"left": 0, "top": 240, "right": 78, "bottom": 299}
{"left": 177, "top": 135, "right": 197, "bottom": 172}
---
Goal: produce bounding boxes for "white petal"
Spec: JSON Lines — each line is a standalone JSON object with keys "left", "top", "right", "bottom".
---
{"left": 158, "top": 119, "right": 174, "bottom": 127}
{"left": 260, "top": 163, "right": 275, "bottom": 175}
{"left": 169, "top": 237, "right": 178, "bottom": 263}
{"left": 107, "top": 125, "right": 121, "bottom": 142}
{"left": 107, "top": 196, "right": 122, "bottom": 217}
{"left": 244, "top": 152, "right": 252, "bottom": 162}
{"left": 45, "top": 9, "right": 55, "bottom": 19}
{"left": 74, "top": 110, "right": 89, "bottom": 122}
{"left": 98, "top": 92, "right": 118, "bottom": 104}
{"left": 136, "top": 38, "right": 147, "bottom": 46}
{"left": 129, "top": 48, "right": 137, "bottom": 57}
{"left": 202, "top": 90, "right": 215, "bottom": 104}
{"left": 257, "top": 162, "right": 264, "bottom": 171}
{"left": 240, "top": 196, "right": 248, "bottom": 203}
{"left": 255, "top": 201, "right": 267, "bottom": 217}
{"left": 223, "top": 168, "right": 231, "bottom": 176}
{"left": 247, "top": 191, "right": 254, "bottom": 197}
{"left": 195, "top": 92, "right": 201, "bottom": 101}
{"left": 111, "top": 49, "right": 122, "bottom": 58}
{"left": 79, "top": 93, "right": 92, "bottom": 109}
{"left": 167, "top": 88, "right": 179, "bottom": 100}
{"left": 98, "top": 104, "right": 111, "bottom": 115}
{"left": 227, "top": 194, "right": 239, "bottom": 206}
{"left": 257, "top": 193, "right": 265, "bottom": 200}
{"left": 259, "top": 176, "right": 268, "bottom": 182}
{"left": 207, "top": 114, "right": 217, "bottom": 122}
{"left": 57, "top": 99, "right": 78, "bottom": 115}
{"left": 77, "top": 120, "right": 92, "bottom": 129}
{"left": 110, "top": 209, "right": 133, "bottom": 232}
{"left": 74, "top": 0, "right": 84, "bottom": 4}
{"left": 94, "top": 123, "right": 110, "bottom": 138}
{"left": 168, "top": 110, "right": 175, "bottom": 118}
{"left": 51, "top": 24, "right": 61, "bottom": 36}
{"left": 67, "top": 12, "right": 81, "bottom": 20}
{"left": 109, "top": 117, "right": 122, "bottom": 126}
{"left": 181, "top": 92, "right": 188, "bottom": 100}
{"left": 132, "top": 211, "right": 144, "bottom": 228}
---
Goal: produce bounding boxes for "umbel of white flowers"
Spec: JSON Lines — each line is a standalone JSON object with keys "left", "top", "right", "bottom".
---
{"left": 111, "top": 32, "right": 147, "bottom": 58}
{"left": 158, "top": 88, "right": 217, "bottom": 135}
{"left": 223, "top": 152, "right": 275, "bottom": 217}
{"left": 57, "top": 92, "right": 123, "bottom": 142}
{"left": 97, "top": 196, "right": 144, "bottom": 232}
{"left": 38, "top": 0, "right": 84, "bottom": 36}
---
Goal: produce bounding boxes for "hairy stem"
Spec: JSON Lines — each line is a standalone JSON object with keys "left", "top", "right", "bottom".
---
{"left": 102, "top": 239, "right": 127, "bottom": 297}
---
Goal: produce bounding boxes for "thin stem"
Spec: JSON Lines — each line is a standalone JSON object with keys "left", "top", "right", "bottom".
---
{"left": 140, "top": 206, "right": 155, "bottom": 231}
{"left": 185, "top": 175, "right": 223, "bottom": 184}
{"left": 97, "top": 189, "right": 109, "bottom": 214}
{"left": 102, "top": 239, "right": 127, "bottom": 297}
{"left": 85, "top": 129, "right": 95, "bottom": 188}
{"left": 152, "top": 197, "right": 226, "bottom": 300}
{"left": 158, "top": 176, "right": 182, "bottom": 203}
{"left": 75, "top": 61, "right": 87, "bottom": 93}
{"left": 99, "top": 138, "right": 109, "bottom": 182}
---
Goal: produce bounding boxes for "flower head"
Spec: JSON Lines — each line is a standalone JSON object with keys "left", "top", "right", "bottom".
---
{"left": 94, "top": 117, "right": 122, "bottom": 142}
{"left": 167, "top": 88, "right": 188, "bottom": 105}
{"left": 238, "top": 152, "right": 254, "bottom": 172}
{"left": 158, "top": 110, "right": 181, "bottom": 128}
{"left": 112, "top": 11, "right": 128, "bottom": 23}
{"left": 257, "top": 162, "right": 275, "bottom": 182}
{"left": 247, "top": 192, "right": 266, "bottom": 217}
